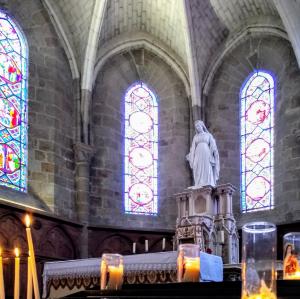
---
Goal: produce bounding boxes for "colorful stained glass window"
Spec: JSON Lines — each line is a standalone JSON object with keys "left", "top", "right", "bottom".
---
{"left": 0, "top": 12, "right": 28, "bottom": 192}
{"left": 124, "top": 82, "right": 158, "bottom": 215}
{"left": 240, "top": 71, "right": 274, "bottom": 212}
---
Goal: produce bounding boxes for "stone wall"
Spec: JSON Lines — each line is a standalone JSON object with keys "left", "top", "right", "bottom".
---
{"left": 206, "top": 35, "right": 300, "bottom": 226}
{"left": 90, "top": 48, "right": 191, "bottom": 230}
{"left": 5, "top": 0, "right": 76, "bottom": 219}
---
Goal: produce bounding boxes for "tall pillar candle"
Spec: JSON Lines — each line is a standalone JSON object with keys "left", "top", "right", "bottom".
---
{"left": 132, "top": 242, "right": 136, "bottom": 254}
{"left": 25, "top": 215, "right": 40, "bottom": 299}
{"left": 0, "top": 248, "right": 5, "bottom": 299}
{"left": 162, "top": 238, "right": 166, "bottom": 251}
{"left": 145, "top": 240, "right": 148, "bottom": 252}
{"left": 27, "top": 252, "right": 32, "bottom": 299}
{"left": 14, "top": 248, "right": 20, "bottom": 299}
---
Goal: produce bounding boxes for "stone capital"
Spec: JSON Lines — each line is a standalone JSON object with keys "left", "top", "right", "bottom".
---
{"left": 185, "top": 185, "right": 214, "bottom": 196}
{"left": 215, "top": 183, "right": 237, "bottom": 196}
{"left": 73, "top": 142, "right": 94, "bottom": 163}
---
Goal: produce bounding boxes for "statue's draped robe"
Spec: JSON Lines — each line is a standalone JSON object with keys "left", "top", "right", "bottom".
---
{"left": 187, "top": 132, "right": 220, "bottom": 187}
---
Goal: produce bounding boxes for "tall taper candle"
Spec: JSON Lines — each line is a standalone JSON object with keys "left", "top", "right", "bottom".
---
{"left": 14, "top": 248, "right": 20, "bottom": 299}
{"left": 162, "top": 238, "right": 166, "bottom": 251}
{"left": 27, "top": 252, "right": 32, "bottom": 299}
{"left": 132, "top": 242, "right": 136, "bottom": 254}
{"left": 145, "top": 240, "right": 148, "bottom": 252}
{"left": 0, "top": 248, "right": 5, "bottom": 299}
{"left": 25, "top": 215, "right": 40, "bottom": 299}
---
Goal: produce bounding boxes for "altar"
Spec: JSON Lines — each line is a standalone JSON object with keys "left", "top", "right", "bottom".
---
{"left": 43, "top": 251, "right": 223, "bottom": 298}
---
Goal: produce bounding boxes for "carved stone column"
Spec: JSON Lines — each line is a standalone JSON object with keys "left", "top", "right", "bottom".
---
{"left": 74, "top": 142, "right": 94, "bottom": 258}
{"left": 215, "top": 184, "right": 236, "bottom": 217}
{"left": 215, "top": 184, "right": 237, "bottom": 263}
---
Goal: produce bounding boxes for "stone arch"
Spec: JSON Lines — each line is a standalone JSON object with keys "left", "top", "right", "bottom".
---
{"left": 203, "top": 22, "right": 288, "bottom": 96}
{"left": 41, "top": 0, "right": 79, "bottom": 79}
{"left": 39, "top": 225, "right": 76, "bottom": 259}
{"left": 90, "top": 47, "right": 191, "bottom": 230}
{"left": 0, "top": 213, "right": 27, "bottom": 251}
{"left": 205, "top": 33, "right": 300, "bottom": 226}
{"left": 94, "top": 33, "right": 190, "bottom": 98}
{"left": 94, "top": 234, "right": 132, "bottom": 256}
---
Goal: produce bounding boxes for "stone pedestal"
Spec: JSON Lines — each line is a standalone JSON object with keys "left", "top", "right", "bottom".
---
{"left": 175, "top": 183, "right": 239, "bottom": 264}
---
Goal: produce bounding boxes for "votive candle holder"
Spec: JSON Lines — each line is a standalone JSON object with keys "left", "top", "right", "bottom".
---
{"left": 241, "top": 222, "right": 277, "bottom": 299}
{"left": 100, "top": 253, "right": 124, "bottom": 290}
{"left": 177, "top": 244, "right": 200, "bottom": 282}
{"left": 283, "top": 232, "right": 300, "bottom": 279}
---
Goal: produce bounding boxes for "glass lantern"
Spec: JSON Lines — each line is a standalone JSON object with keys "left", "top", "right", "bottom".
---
{"left": 100, "top": 253, "right": 124, "bottom": 290}
{"left": 177, "top": 244, "right": 200, "bottom": 282}
{"left": 242, "top": 222, "right": 277, "bottom": 299}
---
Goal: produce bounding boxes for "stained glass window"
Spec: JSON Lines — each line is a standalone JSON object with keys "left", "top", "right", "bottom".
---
{"left": 240, "top": 71, "right": 274, "bottom": 212}
{"left": 124, "top": 82, "right": 158, "bottom": 215}
{"left": 0, "top": 12, "right": 28, "bottom": 192}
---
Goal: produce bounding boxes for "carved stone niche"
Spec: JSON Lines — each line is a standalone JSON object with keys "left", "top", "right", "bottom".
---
{"left": 175, "top": 186, "right": 215, "bottom": 219}
{"left": 174, "top": 183, "right": 239, "bottom": 264}
{"left": 192, "top": 186, "right": 214, "bottom": 215}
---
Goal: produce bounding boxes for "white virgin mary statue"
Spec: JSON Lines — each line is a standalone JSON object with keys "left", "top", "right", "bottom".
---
{"left": 186, "top": 120, "right": 220, "bottom": 187}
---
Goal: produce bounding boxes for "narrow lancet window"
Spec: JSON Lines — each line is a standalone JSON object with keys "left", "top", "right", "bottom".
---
{"left": 0, "top": 12, "right": 28, "bottom": 192}
{"left": 240, "top": 71, "right": 274, "bottom": 212}
{"left": 124, "top": 82, "right": 158, "bottom": 215}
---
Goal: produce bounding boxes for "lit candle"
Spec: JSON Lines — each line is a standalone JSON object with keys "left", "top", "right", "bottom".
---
{"left": 241, "top": 280, "right": 277, "bottom": 299}
{"left": 182, "top": 257, "right": 200, "bottom": 282}
{"left": 0, "top": 248, "right": 5, "bottom": 299}
{"left": 25, "top": 215, "right": 40, "bottom": 299}
{"left": 101, "top": 254, "right": 123, "bottom": 291}
{"left": 107, "top": 265, "right": 123, "bottom": 290}
{"left": 132, "top": 242, "right": 136, "bottom": 254}
{"left": 284, "top": 271, "right": 300, "bottom": 279}
{"left": 27, "top": 251, "right": 33, "bottom": 299}
{"left": 162, "top": 238, "right": 166, "bottom": 251}
{"left": 14, "top": 248, "right": 20, "bottom": 299}
{"left": 145, "top": 240, "right": 148, "bottom": 252}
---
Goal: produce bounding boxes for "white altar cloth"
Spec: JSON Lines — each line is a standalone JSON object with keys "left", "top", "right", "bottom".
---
{"left": 43, "top": 251, "right": 222, "bottom": 298}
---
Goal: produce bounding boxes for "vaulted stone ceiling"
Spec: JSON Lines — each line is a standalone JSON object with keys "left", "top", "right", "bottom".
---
{"left": 99, "top": 0, "right": 187, "bottom": 65}
{"left": 45, "top": 0, "right": 96, "bottom": 67}
{"left": 44, "top": 0, "right": 282, "bottom": 73}
{"left": 210, "top": 0, "right": 278, "bottom": 32}
{"left": 43, "top": 0, "right": 296, "bottom": 97}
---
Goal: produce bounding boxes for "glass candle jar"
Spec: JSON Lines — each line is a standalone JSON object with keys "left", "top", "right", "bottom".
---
{"left": 177, "top": 244, "right": 200, "bottom": 282}
{"left": 283, "top": 232, "right": 300, "bottom": 279}
{"left": 100, "top": 253, "right": 124, "bottom": 290}
{"left": 242, "top": 222, "right": 277, "bottom": 299}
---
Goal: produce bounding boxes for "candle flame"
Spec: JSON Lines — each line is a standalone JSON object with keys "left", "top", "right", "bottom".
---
{"left": 285, "top": 271, "right": 300, "bottom": 279}
{"left": 14, "top": 248, "right": 19, "bottom": 257}
{"left": 25, "top": 214, "right": 31, "bottom": 228}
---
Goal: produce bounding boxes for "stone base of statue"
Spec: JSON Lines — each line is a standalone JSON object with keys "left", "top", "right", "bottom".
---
{"left": 174, "top": 183, "right": 239, "bottom": 264}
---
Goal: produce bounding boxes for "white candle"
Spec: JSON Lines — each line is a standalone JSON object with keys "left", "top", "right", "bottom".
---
{"left": 14, "top": 248, "right": 20, "bottom": 299}
{"left": 100, "top": 260, "right": 107, "bottom": 290}
{"left": 132, "top": 242, "right": 136, "bottom": 254}
{"left": 162, "top": 238, "right": 166, "bottom": 251}
{"left": 25, "top": 215, "right": 40, "bottom": 299}
{"left": 145, "top": 240, "right": 148, "bottom": 252}
{"left": 0, "top": 248, "right": 5, "bottom": 299}
{"left": 27, "top": 252, "right": 32, "bottom": 299}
